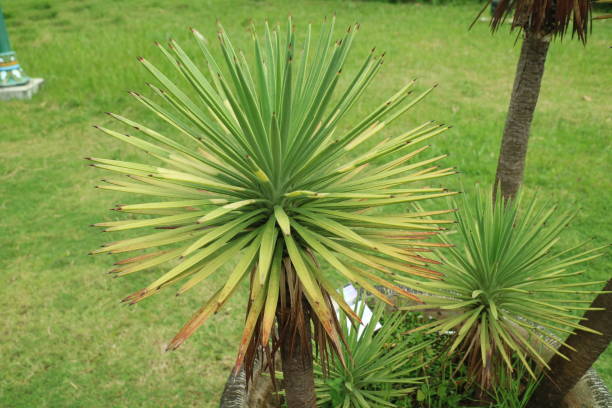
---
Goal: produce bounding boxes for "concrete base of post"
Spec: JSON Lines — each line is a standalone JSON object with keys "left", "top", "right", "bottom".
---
{"left": 0, "top": 77, "right": 43, "bottom": 101}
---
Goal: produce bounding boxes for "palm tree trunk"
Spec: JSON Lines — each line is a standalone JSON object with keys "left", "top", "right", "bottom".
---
{"left": 494, "top": 31, "right": 550, "bottom": 201}
{"left": 279, "top": 296, "right": 317, "bottom": 408}
{"left": 527, "top": 279, "right": 612, "bottom": 408}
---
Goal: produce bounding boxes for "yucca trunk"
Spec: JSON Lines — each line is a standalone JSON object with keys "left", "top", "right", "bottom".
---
{"left": 527, "top": 278, "right": 612, "bottom": 408}
{"left": 494, "top": 31, "right": 550, "bottom": 200}
{"left": 279, "top": 295, "right": 317, "bottom": 408}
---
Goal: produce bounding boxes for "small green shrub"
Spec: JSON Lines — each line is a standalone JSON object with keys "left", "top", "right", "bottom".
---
{"left": 404, "top": 188, "right": 607, "bottom": 389}
{"left": 392, "top": 312, "right": 472, "bottom": 408}
{"left": 487, "top": 362, "right": 540, "bottom": 408}
{"left": 315, "top": 299, "right": 429, "bottom": 407}
{"left": 311, "top": 292, "right": 551, "bottom": 407}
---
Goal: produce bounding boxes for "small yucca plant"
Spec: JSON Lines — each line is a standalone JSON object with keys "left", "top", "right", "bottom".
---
{"left": 406, "top": 189, "right": 607, "bottom": 389}
{"left": 89, "top": 17, "right": 455, "bottom": 405}
{"left": 315, "top": 297, "right": 429, "bottom": 407}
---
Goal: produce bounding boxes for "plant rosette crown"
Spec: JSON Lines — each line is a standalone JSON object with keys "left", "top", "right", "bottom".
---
{"left": 89, "top": 17, "right": 456, "bottom": 375}
{"left": 404, "top": 189, "right": 608, "bottom": 389}
{"left": 315, "top": 297, "right": 430, "bottom": 407}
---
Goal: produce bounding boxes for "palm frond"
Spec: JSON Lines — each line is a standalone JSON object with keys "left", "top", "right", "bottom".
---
{"left": 483, "top": 0, "right": 592, "bottom": 42}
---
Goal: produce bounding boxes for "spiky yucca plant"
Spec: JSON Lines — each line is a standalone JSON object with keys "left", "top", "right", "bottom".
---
{"left": 315, "top": 297, "right": 429, "bottom": 407}
{"left": 89, "top": 17, "right": 455, "bottom": 406}
{"left": 406, "top": 189, "right": 607, "bottom": 390}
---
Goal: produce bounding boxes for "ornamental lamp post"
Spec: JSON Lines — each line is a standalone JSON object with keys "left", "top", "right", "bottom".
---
{"left": 0, "top": 4, "right": 43, "bottom": 100}
{"left": 0, "top": 5, "right": 29, "bottom": 87}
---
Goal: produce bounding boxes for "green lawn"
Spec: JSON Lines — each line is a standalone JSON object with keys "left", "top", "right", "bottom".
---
{"left": 1, "top": 0, "right": 610, "bottom": 407}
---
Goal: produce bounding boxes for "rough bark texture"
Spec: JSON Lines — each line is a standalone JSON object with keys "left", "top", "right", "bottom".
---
{"left": 280, "top": 306, "right": 317, "bottom": 408}
{"left": 527, "top": 279, "right": 612, "bottom": 408}
{"left": 219, "top": 355, "right": 279, "bottom": 408}
{"left": 219, "top": 367, "right": 247, "bottom": 408}
{"left": 494, "top": 31, "right": 550, "bottom": 201}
